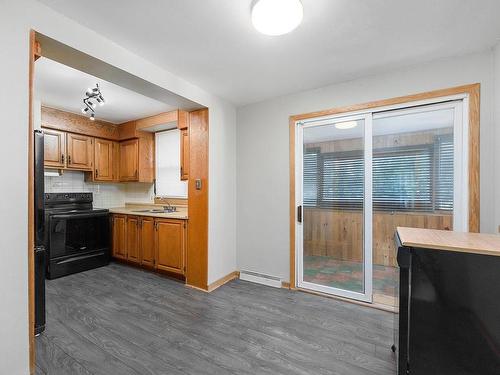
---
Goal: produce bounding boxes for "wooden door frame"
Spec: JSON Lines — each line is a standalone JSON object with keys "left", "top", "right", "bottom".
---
{"left": 289, "top": 84, "right": 481, "bottom": 290}
{"left": 27, "top": 32, "right": 210, "bottom": 373}
{"left": 28, "top": 29, "right": 38, "bottom": 375}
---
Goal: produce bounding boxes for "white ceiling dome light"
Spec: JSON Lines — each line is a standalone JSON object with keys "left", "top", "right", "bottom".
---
{"left": 335, "top": 121, "right": 358, "bottom": 130}
{"left": 252, "top": 0, "right": 304, "bottom": 36}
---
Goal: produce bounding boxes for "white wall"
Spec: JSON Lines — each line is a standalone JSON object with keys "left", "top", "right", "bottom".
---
{"left": 236, "top": 51, "right": 496, "bottom": 283}
{"left": 0, "top": 1, "right": 236, "bottom": 373}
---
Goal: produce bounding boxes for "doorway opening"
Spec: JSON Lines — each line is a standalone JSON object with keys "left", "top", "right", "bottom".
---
{"left": 290, "top": 87, "right": 480, "bottom": 309}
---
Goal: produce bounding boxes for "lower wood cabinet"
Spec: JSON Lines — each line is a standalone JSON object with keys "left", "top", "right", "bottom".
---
{"left": 155, "top": 219, "right": 186, "bottom": 275}
{"left": 140, "top": 217, "right": 155, "bottom": 267}
{"left": 111, "top": 214, "right": 127, "bottom": 260}
{"left": 126, "top": 216, "right": 140, "bottom": 264}
{"left": 111, "top": 214, "right": 186, "bottom": 276}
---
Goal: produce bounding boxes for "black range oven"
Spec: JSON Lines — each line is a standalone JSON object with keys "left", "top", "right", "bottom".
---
{"left": 45, "top": 193, "right": 110, "bottom": 279}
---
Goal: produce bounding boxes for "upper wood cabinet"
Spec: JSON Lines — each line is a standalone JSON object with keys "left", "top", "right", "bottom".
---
{"left": 44, "top": 129, "right": 66, "bottom": 168}
{"left": 155, "top": 219, "right": 186, "bottom": 275}
{"left": 94, "top": 139, "right": 116, "bottom": 182}
{"left": 111, "top": 214, "right": 127, "bottom": 260}
{"left": 119, "top": 139, "right": 139, "bottom": 181}
{"left": 66, "top": 133, "right": 93, "bottom": 171}
{"left": 119, "top": 135, "right": 154, "bottom": 183}
{"left": 126, "top": 216, "right": 140, "bottom": 264}
{"left": 140, "top": 217, "right": 155, "bottom": 268}
{"left": 180, "top": 129, "right": 189, "bottom": 181}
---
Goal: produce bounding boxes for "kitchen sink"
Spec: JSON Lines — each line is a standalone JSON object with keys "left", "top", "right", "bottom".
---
{"left": 131, "top": 207, "right": 177, "bottom": 213}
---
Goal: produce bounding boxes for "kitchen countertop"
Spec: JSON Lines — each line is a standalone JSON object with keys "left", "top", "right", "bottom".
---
{"left": 109, "top": 203, "right": 188, "bottom": 220}
{"left": 396, "top": 227, "right": 500, "bottom": 257}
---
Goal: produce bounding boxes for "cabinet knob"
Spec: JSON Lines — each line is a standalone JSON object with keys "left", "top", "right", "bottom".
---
{"left": 61, "top": 154, "right": 65, "bottom": 163}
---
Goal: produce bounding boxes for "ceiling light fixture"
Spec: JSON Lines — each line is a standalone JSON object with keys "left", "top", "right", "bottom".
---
{"left": 252, "top": 0, "right": 303, "bottom": 36}
{"left": 81, "top": 83, "right": 105, "bottom": 120}
{"left": 335, "top": 121, "right": 358, "bottom": 130}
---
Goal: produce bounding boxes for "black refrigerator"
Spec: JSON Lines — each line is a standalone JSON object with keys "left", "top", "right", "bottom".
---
{"left": 34, "top": 130, "right": 46, "bottom": 335}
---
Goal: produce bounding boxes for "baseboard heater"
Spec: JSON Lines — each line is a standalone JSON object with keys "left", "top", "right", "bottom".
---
{"left": 239, "top": 270, "right": 282, "bottom": 288}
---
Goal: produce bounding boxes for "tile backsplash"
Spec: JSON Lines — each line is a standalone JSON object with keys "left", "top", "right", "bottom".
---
{"left": 44, "top": 170, "right": 154, "bottom": 208}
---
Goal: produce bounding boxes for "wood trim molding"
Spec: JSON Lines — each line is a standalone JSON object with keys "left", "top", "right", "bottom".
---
{"left": 28, "top": 30, "right": 36, "bottom": 375}
{"left": 134, "top": 109, "right": 189, "bottom": 132}
{"left": 289, "top": 83, "right": 481, "bottom": 289}
{"left": 207, "top": 271, "right": 240, "bottom": 292}
{"left": 185, "top": 109, "right": 209, "bottom": 291}
{"left": 41, "top": 106, "right": 120, "bottom": 140}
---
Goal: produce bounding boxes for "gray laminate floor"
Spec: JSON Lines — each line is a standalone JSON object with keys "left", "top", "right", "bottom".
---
{"left": 36, "top": 262, "right": 396, "bottom": 375}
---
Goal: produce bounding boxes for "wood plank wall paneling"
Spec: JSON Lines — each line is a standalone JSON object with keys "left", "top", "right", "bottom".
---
{"left": 41, "top": 106, "right": 119, "bottom": 140}
{"left": 306, "top": 128, "right": 452, "bottom": 153}
{"left": 303, "top": 208, "right": 452, "bottom": 267}
{"left": 185, "top": 109, "right": 209, "bottom": 290}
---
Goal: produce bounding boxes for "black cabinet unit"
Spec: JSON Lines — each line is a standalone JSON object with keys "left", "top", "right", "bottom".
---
{"left": 394, "top": 231, "right": 500, "bottom": 375}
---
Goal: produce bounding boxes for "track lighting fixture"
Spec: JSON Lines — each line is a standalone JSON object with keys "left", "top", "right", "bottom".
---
{"left": 81, "top": 83, "right": 105, "bottom": 120}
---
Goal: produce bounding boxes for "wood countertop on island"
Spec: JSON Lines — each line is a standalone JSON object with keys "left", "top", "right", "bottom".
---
{"left": 396, "top": 227, "right": 500, "bottom": 257}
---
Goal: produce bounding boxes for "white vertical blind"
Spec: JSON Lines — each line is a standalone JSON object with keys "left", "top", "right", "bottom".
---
{"left": 155, "top": 130, "right": 187, "bottom": 198}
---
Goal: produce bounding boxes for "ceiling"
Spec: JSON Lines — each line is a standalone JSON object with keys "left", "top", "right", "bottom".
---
{"left": 37, "top": 0, "right": 500, "bottom": 107}
{"left": 35, "top": 57, "right": 175, "bottom": 123}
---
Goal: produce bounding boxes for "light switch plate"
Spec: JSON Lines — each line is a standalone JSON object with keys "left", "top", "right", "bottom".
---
{"left": 195, "top": 179, "right": 202, "bottom": 190}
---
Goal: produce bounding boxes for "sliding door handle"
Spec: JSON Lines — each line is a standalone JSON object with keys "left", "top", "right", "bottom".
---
{"left": 297, "top": 205, "right": 302, "bottom": 223}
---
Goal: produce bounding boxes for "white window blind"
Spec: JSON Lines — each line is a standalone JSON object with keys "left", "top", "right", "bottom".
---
{"left": 303, "top": 137, "right": 453, "bottom": 212}
{"left": 155, "top": 130, "right": 187, "bottom": 198}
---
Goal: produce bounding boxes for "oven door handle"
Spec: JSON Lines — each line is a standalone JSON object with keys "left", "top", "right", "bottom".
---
{"left": 50, "top": 212, "right": 109, "bottom": 220}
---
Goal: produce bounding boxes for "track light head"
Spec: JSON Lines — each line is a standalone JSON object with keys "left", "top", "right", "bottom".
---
{"left": 82, "top": 83, "right": 105, "bottom": 120}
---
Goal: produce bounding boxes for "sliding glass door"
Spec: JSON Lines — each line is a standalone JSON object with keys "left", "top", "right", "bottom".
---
{"left": 295, "top": 100, "right": 467, "bottom": 305}
{"left": 369, "top": 102, "right": 464, "bottom": 307}
{"left": 297, "top": 114, "right": 373, "bottom": 302}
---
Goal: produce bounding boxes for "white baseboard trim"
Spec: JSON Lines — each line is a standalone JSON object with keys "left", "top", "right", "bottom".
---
{"left": 239, "top": 270, "right": 282, "bottom": 288}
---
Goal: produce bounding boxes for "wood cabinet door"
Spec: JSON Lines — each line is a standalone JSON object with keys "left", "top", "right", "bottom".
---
{"left": 113, "top": 141, "right": 120, "bottom": 182}
{"left": 67, "top": 133, "right": 93, "bottom": 170}
{"left": 140, "top": 217, "right": 155, "bottom": 267}
{"left": 126, "top": 216, "right": 140, "bottom": 263}
{"left": 112, "top": 215, "right": 127, "bottom": 260}
{"left": 119, "top": 139, "right": 139, "bottom": 181}
{"left": 155, "top": 219, "right": 185, "bottom": 275}
{"left": 94, "top": 138, "right": 114, "bottom": 181}
{"left": 44, "top": 129, "right": 66, "bottom": 168}
{"left": 180, "top": 129, "right": 189, "bottom": 181}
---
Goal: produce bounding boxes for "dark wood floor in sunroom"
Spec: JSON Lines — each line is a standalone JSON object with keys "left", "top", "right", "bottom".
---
{"left": 36, "top": 262, "right": 396, "bottom": 375}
